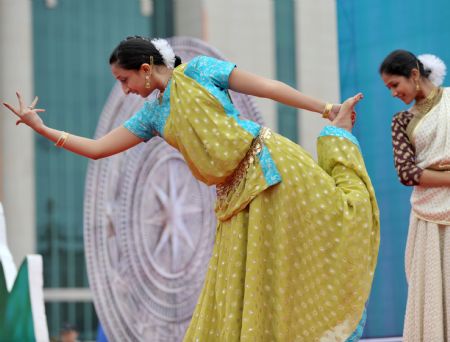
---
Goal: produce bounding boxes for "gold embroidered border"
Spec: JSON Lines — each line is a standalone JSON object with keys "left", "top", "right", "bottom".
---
{"left": 408, "top": 87, "right": 444, "bottom": 145}
{"left": 413, "top": 209, "right": 450, "bottom": 226}
{"left": 216, "top": 127, "right": 272, "bottom": 201}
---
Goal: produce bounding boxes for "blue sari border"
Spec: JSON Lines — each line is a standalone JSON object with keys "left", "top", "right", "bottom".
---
{"left": 319, "top": 125, "right": 361, "bottom": 150}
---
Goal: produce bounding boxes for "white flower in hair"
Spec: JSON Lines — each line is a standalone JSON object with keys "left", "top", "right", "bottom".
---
{"left": 418, "top": 54, "right": 447, "bottom": 87}
{"left": 151, "top": 38, "right": 176, "bottom": 69}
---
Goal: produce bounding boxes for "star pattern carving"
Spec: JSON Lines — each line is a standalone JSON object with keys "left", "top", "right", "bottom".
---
{"left": 144, "top": 166, "right": 202, "bottom": 271}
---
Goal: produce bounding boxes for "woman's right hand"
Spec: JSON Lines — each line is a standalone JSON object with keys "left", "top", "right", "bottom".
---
{"left": 3, "top": 92, "right": 46, "bottom": 133}
{"left": 332, "top": 93, "right": 363, "bottom": 132}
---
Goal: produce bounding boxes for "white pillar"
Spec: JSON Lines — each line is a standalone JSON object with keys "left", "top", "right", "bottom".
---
{"left": 0, "top": 0, "right": 36, "bottom": 264}
{"left": 174, "top": 0, "right": 204, "bottom": 39}
{"left": 296, "top": 0, "right": 341, "bottom": 158}
{"left": 195, "top": 0, "right": 277, "bottom": 131}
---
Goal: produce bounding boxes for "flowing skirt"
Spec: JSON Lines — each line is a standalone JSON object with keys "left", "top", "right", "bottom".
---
{"left": 184, "top": 131, "right": 379, "bottom": 341}
{"left": 403, "top": 213, "right": 450, "bottom": 342}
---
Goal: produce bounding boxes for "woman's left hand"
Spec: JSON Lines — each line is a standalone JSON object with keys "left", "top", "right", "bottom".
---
{"left": 332, "top": 93, "right": 363, "bottom": 132}
{"left": 351, "top": 111, "right": 357, "bottom": 126}
{"left": 329, "top": 104, "right": 357, "bottom": 127}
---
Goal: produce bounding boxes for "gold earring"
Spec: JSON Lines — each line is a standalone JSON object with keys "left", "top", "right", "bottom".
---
{"left": 415, "top": 81, "right": 420, "bottom": 91}
{"left": 145, "top": 56, "right": 154, "bottom": 89}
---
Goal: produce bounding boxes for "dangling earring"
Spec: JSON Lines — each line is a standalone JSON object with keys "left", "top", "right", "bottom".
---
{"left": 415, "top": 61, "right": 421, "bottom": 91}
{"left": 145, "top": 55, "right": 154, "bottom": 89}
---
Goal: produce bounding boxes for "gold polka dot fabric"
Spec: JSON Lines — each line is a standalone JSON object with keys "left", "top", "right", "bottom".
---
{"left": 166, "top": 64, "right": 280, "bottom": 221}
{"left": 181, "top": 134, "right": 379, "bottom": 341}
{"left": 164, "top": 63, "right": 252, "bottom": 185}
{"left": 157, "top": 62, "right": 380, "bottom": 341}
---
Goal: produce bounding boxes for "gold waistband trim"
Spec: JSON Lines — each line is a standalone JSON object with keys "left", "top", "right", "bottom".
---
{"left": 216, "top": 127, "right": 272, "bottom": 200}
{"left": 412, "top": 210, "right": 450, "bottom": 226}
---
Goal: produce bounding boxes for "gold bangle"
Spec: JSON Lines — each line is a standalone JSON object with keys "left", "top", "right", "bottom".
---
{"left": 322, "top": 103, "right": 333, "bottom": 119}
{"left": 55, "top": 132, "right": 69, "bottom": 148}
{"left": 60, "top": 133, "right": 70, "bottom": 148}
{"left": 54, "top": 132, "right": 65, "bottom": 146}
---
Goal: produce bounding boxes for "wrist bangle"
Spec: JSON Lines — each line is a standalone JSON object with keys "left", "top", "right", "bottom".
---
{"left": 55, "top": 132, "right": 69, "bottom": 148}
{"left": 60, "top": 132, "right": 70, "bottom": 148}
{"left": 322, "top": 103, "right": 333, "bottom": 119}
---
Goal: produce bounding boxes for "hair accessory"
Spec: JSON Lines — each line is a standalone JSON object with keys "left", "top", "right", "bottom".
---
{"left": 151, "top": 38, "right": 176, "bottom": 69}
{"left": 418, "top": 54, "right": 447, "bottom": 86}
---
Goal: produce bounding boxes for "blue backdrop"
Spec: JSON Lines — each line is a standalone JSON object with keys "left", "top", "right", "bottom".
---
{"left": 337, "top": 0, "right": 450, "bottom": 337}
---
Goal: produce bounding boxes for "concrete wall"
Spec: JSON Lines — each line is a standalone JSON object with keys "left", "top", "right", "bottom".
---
{"left": 296, "top": 0, "right": 340, "bottom": 158}
{"left": 175, "top": 0, "right": 277, "bottom": 131}
{"left": 174, "top": 0, "right": 204, "bottom": 39}
{"left": 0, "top": 0, "right": 36, "bottom": 266}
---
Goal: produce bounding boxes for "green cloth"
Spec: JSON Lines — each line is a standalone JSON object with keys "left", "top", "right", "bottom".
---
{"left": 0, "top": 259, "right": 37, "bottom": 341}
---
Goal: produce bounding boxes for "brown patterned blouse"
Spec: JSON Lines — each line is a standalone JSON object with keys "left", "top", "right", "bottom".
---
{"left": 391, "top": 111, "right": 424, "bottom": 186}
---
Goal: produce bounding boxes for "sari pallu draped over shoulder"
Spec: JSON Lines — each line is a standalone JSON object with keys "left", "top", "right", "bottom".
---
{"left": 410, "top": 88, "right": 450, "bottom": 225}
{"left": 165, "top": 62, "right": 282, "bottom": 221}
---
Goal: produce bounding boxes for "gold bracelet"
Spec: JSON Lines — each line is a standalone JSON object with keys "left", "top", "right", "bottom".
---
{"left": 322, "top": 103, "right": 333, "bottom": 119}
{"left": 54, "top": 132, "right": 65, "bottom": 146}
{"left": 60, "top": 133, "right": 70, "bottom": 148}
{"left": 55, "top": 132, "right": 69, "bottom": 148}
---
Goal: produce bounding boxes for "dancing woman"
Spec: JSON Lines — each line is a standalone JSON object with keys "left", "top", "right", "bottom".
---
{"left": 4, "top": 37, "right": 379, "bottom": 341}
{"left": 380, "top": 50, "right": 449, "bottom": 341}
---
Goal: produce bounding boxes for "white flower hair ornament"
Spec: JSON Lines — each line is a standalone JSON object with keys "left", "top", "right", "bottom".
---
{"left": 151, "top": 38, "right": 176, "bottom": 69}
{"left": 418, "top": 54, "right": 447, "bottom": 87}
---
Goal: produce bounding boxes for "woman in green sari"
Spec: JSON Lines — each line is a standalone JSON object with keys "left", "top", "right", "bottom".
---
{"left": 3, "top": 37, "right": 379, "bottom": 341}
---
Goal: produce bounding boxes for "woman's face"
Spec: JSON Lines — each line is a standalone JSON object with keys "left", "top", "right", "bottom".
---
{"left": 111, "top": 63, "right": 151, "bottom": 97}
{"left": 381, "top": 72, "right": 417, "bottom": 105}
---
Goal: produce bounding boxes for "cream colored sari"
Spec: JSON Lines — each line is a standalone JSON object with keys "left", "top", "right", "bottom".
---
{"left": 403, "top": 87, "right": 450, "bottom": 342}
{"left": 409, "top": 87, "right": 450, "bottom": 224}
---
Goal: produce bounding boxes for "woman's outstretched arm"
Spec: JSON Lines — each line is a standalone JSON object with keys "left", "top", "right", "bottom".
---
{"left": 228, "top": 68, "right": 340, "bottom": 118}
{"left": 3, "top": 92, "right": 142, "bottom": 160}
{"left": 36, "top": 125, "right": 142, "bottom": 160}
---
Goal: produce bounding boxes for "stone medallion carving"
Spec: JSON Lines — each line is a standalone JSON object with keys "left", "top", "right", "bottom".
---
{"left": 84, "top": 37, "right": 263, "bottom": 341}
